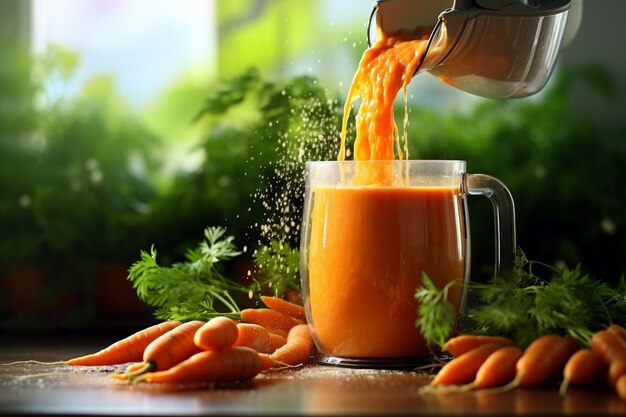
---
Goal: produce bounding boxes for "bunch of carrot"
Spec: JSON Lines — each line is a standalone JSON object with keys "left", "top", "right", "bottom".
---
{"left": 59, "top": 296, "right": 314, "bottom": 385}
{"left": 424, "top": 324, "right": 626, "bottom": 400}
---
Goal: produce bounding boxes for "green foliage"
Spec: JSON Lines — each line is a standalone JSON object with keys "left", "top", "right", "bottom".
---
{"left": 128, "top": 226, "right": 304, "bottom": 321}
{"left": 252, "top": 240, "right": 300, "bottom": 297}
{"left": 415, "top": 250, "right": 626, "bottom": 350}
{"left": 150, "top": 67, "right": 344, "bottom": 256}
{"left": 0, "top": 41, "right": 162, "bottom": 326}
{"left": 128, "top": 227, "right": 246, "bottom": 321}
{"left": 415, "top": 274, "right": 458, "bottom": 349}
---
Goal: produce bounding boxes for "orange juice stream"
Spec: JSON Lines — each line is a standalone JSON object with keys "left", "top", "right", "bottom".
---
{"left": 307, "top": 28, "right": 464, "bottom": 358}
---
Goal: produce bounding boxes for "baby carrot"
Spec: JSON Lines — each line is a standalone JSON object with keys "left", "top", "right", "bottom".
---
{"left": 138, "top": 346, "right": 262, "bottom": 384}
{"left": 235, "top": 323, "right": 272, "bottom": 353}
{"left": 559, "top": 348, "right": 606, "bottom": 395}
{"left": 268, "top": 333, "right": 287, "bottom": 352}
{"left": 471, "top": 345, "right": 523, "bottom": 389}
{"left": 194, "top": 317, "right": 239, "bottom": 351}
{"left": 608, "top": 358, "right": 626, "bottom": 388}
{"left": 431, "top": 343, "right": 502, "bottom": 386}
{"left": 240, "top": 308, "right": 302, "bottom": 338}
{"left": 591, "top": 330, "right": 626, "bottom": 366}
{"left": 442, "top": 334, "right": 515, "bottom": 357}
{"left": 269, "top": 323, "right": 315, "bottom": 366}
{"left": 127, "top": 320, "right": 204, "bottom": 378}
{"left": 617, "top": 374, "right": 626, "bottom": 400}
{"left": 260, "top": 296, "right": 306, "bottom": 321}
{"left": 513, "top": 334, "right": 578, "bottom": 388}
{"left": 607, "top": 324, "right": 626, "bottom": 343}
{"left": 67, "top": 321, "right": 182, "bottom": 366}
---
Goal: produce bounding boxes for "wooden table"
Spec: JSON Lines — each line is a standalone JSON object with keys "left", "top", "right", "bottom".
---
{"left": 0, "top": 340, "right": 624, "bottom": 416}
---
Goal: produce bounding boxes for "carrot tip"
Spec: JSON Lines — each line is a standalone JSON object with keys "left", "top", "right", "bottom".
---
{"left": 124, "top": 362, "right": 153, "bottom": 380}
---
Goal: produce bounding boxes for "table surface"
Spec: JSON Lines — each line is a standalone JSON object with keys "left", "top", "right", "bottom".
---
{"left": 0, "top": 340, "right": 624, "bottom": 416}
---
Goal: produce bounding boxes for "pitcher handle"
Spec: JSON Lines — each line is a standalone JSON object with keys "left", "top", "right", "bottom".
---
{"left": 464, "top": 173, "right": 517, "bottom": 278}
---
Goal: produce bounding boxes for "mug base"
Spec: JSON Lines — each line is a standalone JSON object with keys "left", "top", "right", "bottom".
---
{"left": 317, "top": 353, "right": 450, "bottom": 370}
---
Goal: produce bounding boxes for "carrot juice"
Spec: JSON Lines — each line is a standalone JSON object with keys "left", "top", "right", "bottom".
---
{"left": 303, "top": 182, "right": 466, "bottom": 359}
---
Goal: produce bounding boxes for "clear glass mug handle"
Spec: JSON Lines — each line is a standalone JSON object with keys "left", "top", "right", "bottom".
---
{"left": 464, "top": 173, "right": 517, "bottom": 278}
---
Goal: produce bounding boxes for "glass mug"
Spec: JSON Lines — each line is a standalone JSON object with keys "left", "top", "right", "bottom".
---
{"left": 299, "top": 160, "right": 516, "bottom": 368}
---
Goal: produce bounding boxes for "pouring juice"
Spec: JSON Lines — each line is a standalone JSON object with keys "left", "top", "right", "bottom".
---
{"left": 300, "top": 11, "right": 515, "bottom": 367}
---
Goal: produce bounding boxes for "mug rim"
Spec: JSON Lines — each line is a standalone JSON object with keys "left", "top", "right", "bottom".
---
{"left": 305, "top": 159, "right": 466, "bottom": 166}
{"left": 305, "top": 159, "right": 467, "bottom": 164}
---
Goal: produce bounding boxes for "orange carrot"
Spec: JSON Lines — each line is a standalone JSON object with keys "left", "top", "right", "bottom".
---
{"left": 442, "top": 334, "right": 515, "bottom": 357}
{"left": 591, "top": 330, "right": 626, "bottom": 366}
{"left": 66, "top": 321, "right": 182, "bottom": 366}
{"left": 607, "top": 324, "right": 626, "bottom": 343}
{"left": 471, "top": 345, "right": 523, "bottom": 389}
{"left": 258, "top": 353, "right": 278, "bottom": 371}
{"left": 240, "top": 308, "right": 302, "bottom": 338}
{"left": 234, "top": 323, "right": 272, "bottom": 353}
{"left": 513, "top": 334, "right": 578, "bottom": 388}
{"left": 138, "top": 346, "right": 262, "bottom": 384}
{"left": 559, "top": 348, "right": 606, "bottom": 395}
{"left": 194, "top": 317, "right": 239, "bottom": 351}
{"left": 269, "top": 323, "right": 315, "bottom": 366}
{"left": 431, "top": 343, "right": 502, "bottom": 386}
{"left": 268, "top": 333, "right": 287, "bottom": 352}
{"left": 617, "top": 374, "right": 626, "bottom": 400}
{"left": 609, "top": 358, "right": 626, "bottom": 388}
{"left": 260, "top": 295, "right": 306, "bottom": 321}
{"left": 126, "top": 320, "right": 204, "bottom": 378}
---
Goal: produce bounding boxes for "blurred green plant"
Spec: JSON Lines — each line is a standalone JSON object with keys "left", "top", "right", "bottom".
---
{"left": 147, "top": 67, "right": 345, "bottom": 258}
{"left": 0, "top": 41, "right": 162, "bottom": 326}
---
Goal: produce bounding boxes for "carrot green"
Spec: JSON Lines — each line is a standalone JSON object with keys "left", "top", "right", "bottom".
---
{"left": 128, "top": 226, "right": 301, "bottom": 321}
{"left": 415, "top": 249, "right": 626, "bottom": 349}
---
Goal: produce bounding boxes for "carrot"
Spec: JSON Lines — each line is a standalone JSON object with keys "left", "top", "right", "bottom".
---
{"left": 431, "top": 343, "right": 502, "bottom": 386}
{"left": 617, "top": 374, "right": 626, "bottom": 400}
{"left": 260, "top": 295, "right": 306, "bottom": 321}
{"left": 67, "top": 321, "right": 182, "bottom": 366}
{"left": 559, "top": 348, "right": 606, "bottom": 395}
{"left": 138, "top": 346, "right": 262, "bottom": 384}
{"left": 258, "top": 353, "right": 278, "bottom": 371}
{"left": 269, "top": 323, "right": 315, "bottom": 366}
{"left": 194, "top": 317, "right": 239, "bottom": 351}
{"left": 513, "top": 334, "right": 579, "bottom": 388}
{"left": 591, "top": 330, "right": 626, "bottom": 366}
{"left": 607, "top": 324, "right": 626, "bottom": 343}
{"left": 240, "top": 308, "right": 302, "bottom": 338}
{"left": 442, "top": 334, "right": 515, "bottom": 357}
{"left": 235, "top": 323, "right": 272, "bottom": 353}
{"left": 470, "top": 345, "right": 523, "bottom": 389}
{"left": 268, "top": 333, "right": 287, "bottom": 352}
{"left": 126, "top": 320, "right": 204, "bottom": 378}
{"left": 608, "top": 358, "right": 626, "bottom": 388}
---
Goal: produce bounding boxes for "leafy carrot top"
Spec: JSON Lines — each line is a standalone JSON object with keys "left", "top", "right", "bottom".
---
{"left": 128, "top": 227, "right": 245, "bottom": 321}
{"left": 415, "top": 249, "right": 626, "bottom": 349}
{"left": 128, "top": 226, "right": 302, "bottom": 321}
